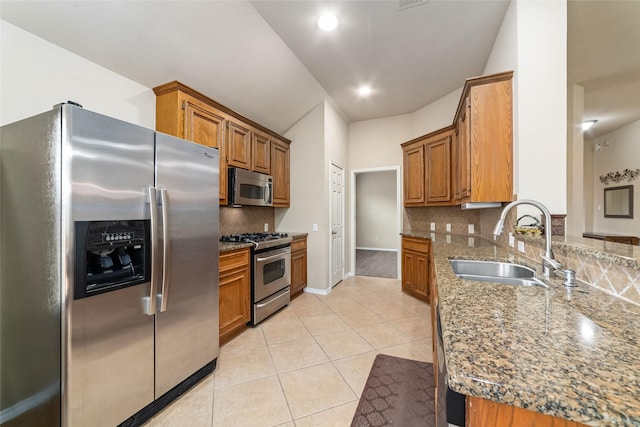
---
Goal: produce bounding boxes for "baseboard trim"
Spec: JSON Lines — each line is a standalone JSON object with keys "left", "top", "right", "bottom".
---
{"left": 356, "top": 247, "right": 398, "bottom": 252}
{"left": 304, "top": 287, "right": 331, "bottom": 296}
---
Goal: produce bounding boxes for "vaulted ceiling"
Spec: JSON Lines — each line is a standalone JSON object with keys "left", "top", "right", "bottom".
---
{"left": 1, "top": 1, "right": 638, "bottom": 138}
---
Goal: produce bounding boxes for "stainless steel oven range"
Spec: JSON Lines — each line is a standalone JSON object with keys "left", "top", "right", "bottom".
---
{"left": 220, "top": 232, "right": 292, "bottom": 325}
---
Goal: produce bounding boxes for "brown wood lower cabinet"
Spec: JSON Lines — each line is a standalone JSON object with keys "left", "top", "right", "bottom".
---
{"left": 467, "top": 396, "right": 589, "bottom": 427}
{"left": 290, "top": 236, "right": 307, "bottom": 299}
{"left": 401, "top": 236, "right": 430, "bottom": 302}
{"left": 219, "top": 248, "right": 250, "bottom": 346}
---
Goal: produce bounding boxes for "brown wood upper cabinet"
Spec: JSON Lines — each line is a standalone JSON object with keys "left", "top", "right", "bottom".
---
{"left": 454, "top": 72, "right": 513, "bottom": 204}
{"left": 271, "top": 138, "right": 290, "bottom": 207}
{"left": 153, "top": 81, "right": 292, "bottom": 206}
{"left": 227, "top": 120, "right": 251, "bottom": 170}
{"left": 402, "top": 131, "right": 453, "bottom": 207}
{"left": 251, "top": 130, "right": 271, "bottom": 174}
{"left": 154, "top": 85, "right": 228, "bottom": 202}
{"left": 402, "top": 71, "right": 514, "bottom": 207}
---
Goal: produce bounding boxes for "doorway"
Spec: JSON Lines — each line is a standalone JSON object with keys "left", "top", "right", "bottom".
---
{"left": 350, "top": 167, "right": 401, "bottom": 279}
{"left": 330, "top": 162, "right": 345, "bottom": 287}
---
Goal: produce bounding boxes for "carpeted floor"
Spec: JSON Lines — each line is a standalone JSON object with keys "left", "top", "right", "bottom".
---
{"left": 351, "top": 354, "right": 435, "bottom": 427}
{"left": 356, "top": 249, "right": 398, "bottom": 279}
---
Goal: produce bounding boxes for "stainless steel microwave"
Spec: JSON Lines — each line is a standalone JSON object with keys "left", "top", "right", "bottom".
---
{"left": 228, "top": 167, "right": 273, "bottom": 206}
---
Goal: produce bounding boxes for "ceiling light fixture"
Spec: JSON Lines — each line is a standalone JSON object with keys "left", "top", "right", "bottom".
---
{"left": 317, "top": 14, "right": 339, "bottom": 32}
{"left": 358, "top": 86, "right": 372, "bottom": 96}
{"left": 582, "top": 120, "right": 597, "bottom": 131}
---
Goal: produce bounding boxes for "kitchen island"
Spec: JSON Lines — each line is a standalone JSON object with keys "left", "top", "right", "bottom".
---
{"left": 405, "top": 232, "right": 640, "bottom": 427}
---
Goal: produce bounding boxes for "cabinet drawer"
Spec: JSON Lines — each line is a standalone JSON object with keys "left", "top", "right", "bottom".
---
{"left": 402, "top": 237, "right": 429, "bottom": 253}
{"left": 291, "top": 238, "right": 307, "bottom": 252}
{"left": 219, "top": 248, "right": 250, "bottom": 273}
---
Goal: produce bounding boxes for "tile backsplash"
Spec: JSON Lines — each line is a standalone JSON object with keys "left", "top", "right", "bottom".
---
{"left": 403, "top": 206, "right": 482, "bottom": 235}
{"left": 220, "top": 206, "right": 275, "bottom": 235}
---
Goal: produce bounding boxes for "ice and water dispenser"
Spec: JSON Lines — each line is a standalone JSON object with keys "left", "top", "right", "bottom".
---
{"left": 74, "top": 220, "right": 150, "bottom": 299}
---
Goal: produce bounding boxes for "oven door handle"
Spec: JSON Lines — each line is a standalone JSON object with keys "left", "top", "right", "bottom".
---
{"left": 256, "top": 251, "right": 290, "bottom": 263}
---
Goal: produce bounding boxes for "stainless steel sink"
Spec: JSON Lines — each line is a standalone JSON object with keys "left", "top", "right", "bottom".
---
{"left": 449, "top": 259, "right": 548, "bottom": 287}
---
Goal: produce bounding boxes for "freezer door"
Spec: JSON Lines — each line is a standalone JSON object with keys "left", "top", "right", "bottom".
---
{"left": 154, "top": 132, "right": 219, "bottom": 396}
{"left": 65, "top": 106, "right": 156, "bottom": 426}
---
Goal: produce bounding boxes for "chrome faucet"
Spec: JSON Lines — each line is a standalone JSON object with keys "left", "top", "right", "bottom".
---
{"left": 492, "top": 199, "right": 561, "bottom": 278}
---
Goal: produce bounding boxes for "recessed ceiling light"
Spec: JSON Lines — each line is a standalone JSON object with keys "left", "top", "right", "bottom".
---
{"left": 317, "top": 14, "right": 339, "bottom": 32}
{"left": 358, "top": 86, "right": 372, "bottom": 96}
{"left": 582, "top": 120, "right": 597, "bottom": 131}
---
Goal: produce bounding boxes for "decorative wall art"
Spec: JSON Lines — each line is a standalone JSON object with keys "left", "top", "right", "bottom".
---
{"left": 599, "top": 168, "right": 640, "bottom": 185}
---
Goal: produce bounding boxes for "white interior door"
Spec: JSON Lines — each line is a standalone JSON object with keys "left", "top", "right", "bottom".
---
{"left": 330, "top": 163, "right": 345, "bottom": 287}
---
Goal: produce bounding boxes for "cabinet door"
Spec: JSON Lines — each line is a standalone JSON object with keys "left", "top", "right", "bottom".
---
{"left": 402, "top": 250, "right": 418, "bottom": 292}
{"left": 455, "top": 97, "right": 471, "bottom": 200}
{"left": 271, "top": 139, "right": 290, "bottom": 207}
{"left": 183, "top": 101, "right": 227, "bottom": 201}
{"left": 252, "top": 131, "right": 271, "bottom": 174}
{"left": 227, "top": 121, "right": 251, "bottom": 169}
{"left": 219, "top": 249, "right": 250, "bottom": 345}
{"left": 403, "top": 142, "right": 425, "bottom": 206}
{"left": 426, "top": 135, "right": 451, "bottom": 203}
{"left": 219, "top": 269, "right": 250, "bottom": 340}
{"left": 290, "top": 242, "right": 307, "bottom": 299}
{"left": 468, "top": 82, "right": 513, "bottom": 202}
{"left": 401, "top": 237, "right": 430, "bottom": 302}
{"left": 184, "top": 101, "right": 225, "bottom": 149}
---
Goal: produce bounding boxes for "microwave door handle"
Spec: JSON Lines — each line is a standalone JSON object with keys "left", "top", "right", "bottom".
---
{"left": 158, "top": 189, "right": 170, "bottom": 312}
{"left": 145, "top": 187, "right": 159, "bottom": 316}
{"left": 264, "top": 183, "right": 271, "bottom": 204}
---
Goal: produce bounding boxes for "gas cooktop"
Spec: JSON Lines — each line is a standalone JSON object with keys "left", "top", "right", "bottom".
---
{"left": 220, "top": 232, "right": 292, "bottom": 250}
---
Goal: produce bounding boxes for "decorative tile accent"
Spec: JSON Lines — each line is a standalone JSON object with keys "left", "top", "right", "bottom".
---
{"left": 550, "top": 214, "right": 566, "bottom": 236}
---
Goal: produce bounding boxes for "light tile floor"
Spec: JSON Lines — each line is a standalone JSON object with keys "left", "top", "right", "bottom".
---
{"left": 144, "top": 275, "right": 433, "bottom": 427}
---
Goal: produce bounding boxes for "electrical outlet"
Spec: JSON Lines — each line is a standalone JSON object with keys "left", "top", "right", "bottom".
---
{"left": 430, "top": 232, "right": 436, "bottom": 241}
{"left": 508, "top": 232, "right": 515, "bottom": 247}
{"left": 446, "top": 223, "right": 451, "bottom": 232}
{"left": 430, "top": 222, "right": 436, "bottom": 231}
{"left": 264, "top": 223, "right": 269, "bottom": 232}
{"left": 312, "top": 223, "right": 318, "bottom": 232}
{"left": 446, "top": 235, "right": 451, "bottom": 243}
{"left": 517, "top": 240, "right": 525, "bottom": 253}
{"left": 468, "top": 224, "right": 474, "bottom": 234}
{"left": 468, "top": 237, "right": 475, "bottom": 247}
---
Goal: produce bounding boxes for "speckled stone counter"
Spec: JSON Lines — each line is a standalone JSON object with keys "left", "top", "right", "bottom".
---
{"left": 219, "top": 241, "right": 253, "bottom": 253}
{"left": 218, "top": 232, "right": 307, "bottom": 253}
{"left": 403, "top": 232, "right": 640, "bottom": 426}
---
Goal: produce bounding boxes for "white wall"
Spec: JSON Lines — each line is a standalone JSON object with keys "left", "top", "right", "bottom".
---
{"left": 409, "top": 88, "right": 462, "bottom": 137}
{"left": 515, "top": 0, "right": 567, "bottom": 215}
{"left": 0, "top": 20, "right": 154, "bottom": 128}
{"left": 356, "top": 171, "right": 397, "bottom": 250}
{"left": 275, "top": 102, "right": 328, "bottom": 291}
{"left": 590, "top": 119, "right": 640, "bottom": 234}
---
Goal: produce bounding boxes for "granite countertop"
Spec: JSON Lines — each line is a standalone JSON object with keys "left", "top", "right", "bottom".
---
{"left": 219, "top": 241, "right": 253, "bottom": 253}
{"left": 403, "top": 232, "right": 640, "bottom": 426}
{"left": 218, "top": 232, "right": 308, "bottom": 253}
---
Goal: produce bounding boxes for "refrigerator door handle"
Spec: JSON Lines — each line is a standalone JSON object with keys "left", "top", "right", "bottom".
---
{"left": 159, "top": 189, "right": 170, "bottom": 312}
{"left": 145, "top": 186, "right": 159, "bottom": 315}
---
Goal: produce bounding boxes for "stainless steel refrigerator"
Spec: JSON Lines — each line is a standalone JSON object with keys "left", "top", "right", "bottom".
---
{"left": 0, "top": 104, "right": 219, "bottom": 427}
